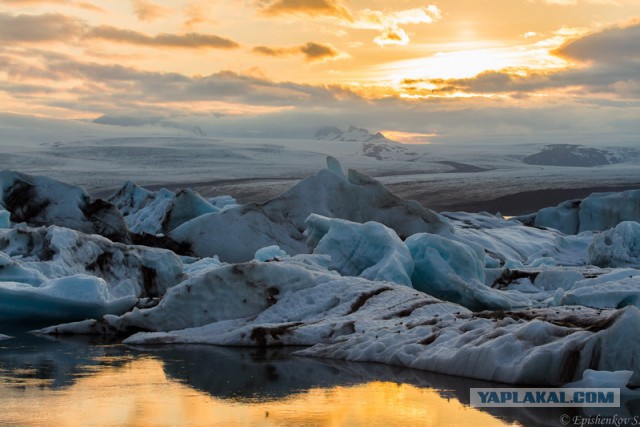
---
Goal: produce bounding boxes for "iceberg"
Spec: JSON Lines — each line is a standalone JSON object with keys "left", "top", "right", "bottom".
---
{"left": 107, "top": 182, "right": 220, "bottom": 235}
{"left": 519, "top": 189, "right": 640, "bottom": 234}
{"left": 588, "top": 221, "right": 640, "bottom": 268}
{"left": 170, "top": 158, "right": 450, "bottom": 262}
{"left": 305, "top": 214, "right": 413, "bottom": 286}
{"left": 0, "top": 170, "right": 129, "bottom": 243}
{"left": 0, "top": 274, "right": 136, "bottom": 322}
{"left": 83, "top": 258, "right": 640, "bottom": 386}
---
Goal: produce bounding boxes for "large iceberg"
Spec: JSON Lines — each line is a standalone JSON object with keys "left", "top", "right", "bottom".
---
{"left": 57, "top": 259, "right": 640, "bottom": 386}
{"left": 169, "top": 158, "right": 450, "bottom": 262}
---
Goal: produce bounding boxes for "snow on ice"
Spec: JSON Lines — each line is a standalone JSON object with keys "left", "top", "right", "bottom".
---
{"left": 1, "top": 160, "right": 640, "bottom": 386}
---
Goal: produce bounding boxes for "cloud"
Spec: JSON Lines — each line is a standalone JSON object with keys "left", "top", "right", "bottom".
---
{"left": 253, "top": 41, "right": 344, "bottom": 62}
{"left": 0, "top": 0, "right": 105, "bottom": 12}
{"left": 554, "top": 21, "right": 640, "bottom": 64}
{"left": 255, "top": 0, "right": 353, "bottom": 20}
{"left": 355, "top": 6, "right": 442, "bottom": 47}
{"left": 0, "top": 13, "right": 85, "bottom": 42}
{"left": 0, "top": 12, "right": 239, "bottom": 49}
{"left": 87, "top": 26, "right": 239, "bottom": 49}
{"left": 131, "top": 0, "right": 169, "bottom": 21}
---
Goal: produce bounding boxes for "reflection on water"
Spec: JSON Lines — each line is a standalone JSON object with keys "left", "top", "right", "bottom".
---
{"left": 1, "top": 326, "right": 634, "bottom": 426}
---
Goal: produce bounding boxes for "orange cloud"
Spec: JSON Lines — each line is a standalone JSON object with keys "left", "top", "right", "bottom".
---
{"left": 256, "top": 0, "right": 353, "bottom": 21}
{"left": 253, "top": 41, "right": 345, "bottom": 62}
{"left": 131, "top": 0, "right": 169, "bottom": 22}
{"left": 87, "top": 26, "right": 240, "bottom": 49}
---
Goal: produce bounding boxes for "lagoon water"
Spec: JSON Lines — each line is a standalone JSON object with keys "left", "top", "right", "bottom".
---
{"left": 0, "top": 326, "right": 619, "bottom": 427}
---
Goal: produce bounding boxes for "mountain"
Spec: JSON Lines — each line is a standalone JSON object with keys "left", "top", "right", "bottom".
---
{"left": 314, "top": 126, "right": 421, "bottom": 161}
{"left": 314, "top": 126, "right": 394, "bottom": 143}
{"left": 523, "top": 144, "right": 623, "bottom": 167}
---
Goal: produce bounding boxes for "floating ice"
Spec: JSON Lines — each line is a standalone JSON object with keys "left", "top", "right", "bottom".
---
{"left": 0, "top": 274, "right": 136, "bottom": 322}
{"left": 588, "top": 221, "right": 640, "bottom": 268}
{"left": 0, "top": 170, "right": 129, "bottom": 242}
{"left": 521, "top": 189, "right": 640, "bottom": 234}
{"left": 305, "top": 214, "right": 413, "bottom": 286}
{"left": 88, "top": 259, "right": 640, "bottom": 386}
{"left": 559, "top": 271, "right": 640, "bottom": 309}
{"left": 170, "top": 157, "right": 450, "bottom": 262}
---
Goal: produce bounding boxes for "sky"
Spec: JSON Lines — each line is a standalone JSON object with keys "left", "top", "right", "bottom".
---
{"left": 1, "top": 0, "right": 640, "bottom": 143}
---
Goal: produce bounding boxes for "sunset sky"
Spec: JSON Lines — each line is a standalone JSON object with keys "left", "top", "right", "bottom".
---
{"left": 1, "top": 0, "right": 639, "bottom": 143}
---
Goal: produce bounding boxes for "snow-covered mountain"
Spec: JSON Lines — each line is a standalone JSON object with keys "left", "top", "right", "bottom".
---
{"left": 314, "top": 126, "right": 394, "bottom": 143}
{"left": 314, "top": 126, "right": 422, "bottom": 161}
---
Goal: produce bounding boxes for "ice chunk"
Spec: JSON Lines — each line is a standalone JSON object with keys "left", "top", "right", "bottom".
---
{"left": 254, "top": 245, "right": 289, "bottom": 262}
{"left": 0, "top": 274, "right": 137, "bottom": 322}
{"left": 0, "top": 170, "right": 129, "bottom": 243}
{"left": 108, "top": 183, "right": 218, "bottom": 235}
{"left": 588, "top": 221, "right": 640, "bottom": 268}
{"left": 0, "top": 225, "right": 184, "bottom": 298}
{"left": 171, "top": 160, "right": 450, "bottom": 262}
{"left": 534, "top": 200, "right": 581, "bottom": 234}
{"left": 406, "top": 233, "right": 511, "bottom": 310}
{"left": 0, "top": 209, "right": 9, "bottom": 229}
{"left": 519, "top": 189, "right": 640, "bottom": 234}
{"left": 182, "top": 256, "right": 224, "bottom": 275}
{"left": 0, "top": 334, "right": 12, "bottom": 340}
{"left": 326, "top": 156, "right": 346, "bottom": 178}
{"left": 207, "top": 195, "right": 237, "bottom": 211}
{"left": 305, "top": 214, "right": 413, "bottom": 286}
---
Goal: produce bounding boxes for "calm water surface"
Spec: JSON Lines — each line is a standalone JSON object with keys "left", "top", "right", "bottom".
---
{"left": 0, "top": 326, "right": 633, "bottom": 426}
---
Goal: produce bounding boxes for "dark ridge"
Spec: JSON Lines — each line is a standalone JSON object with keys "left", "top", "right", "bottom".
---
{"left": 131, "top": 232, "right": 193, "bottom": 256}
{"left": 349, "top": 287, "right": 392, "bottom": 314}
{"left": 250, "top": 322, "right": 304, "bottom": 347}
{"left": 492, "top": 270, "right": 541, "bottom": 289}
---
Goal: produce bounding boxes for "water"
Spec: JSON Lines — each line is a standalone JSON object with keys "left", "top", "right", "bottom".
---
{"left": 0, "top": 327, "right": 633, "bottom": 426}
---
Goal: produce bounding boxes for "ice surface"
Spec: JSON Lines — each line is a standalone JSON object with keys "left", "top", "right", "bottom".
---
{"left": 588, "top": 221, "right": 640, "bottom": 268}
{"left": 559, "top": 270, "right": 640, "bottom": 309}
{"left": 305, "top": 214, "right": 413, "bottom": 286}
{"left": 0, "top": 209, "right": 9, "bottom": 229}
{"left": 406, "top": 233, "right": 512, "bottom": 310}
{"left": 0, "top": 274, "right": 136, "bottom": 322}
{"left": 254, "top": 245, "right": 289, "bottom": 261}
{"left": 0, "top": 334, "right": 12, "bottom": 340}
{"left": 170, "top": 157, "right": 450, "bottom": 262}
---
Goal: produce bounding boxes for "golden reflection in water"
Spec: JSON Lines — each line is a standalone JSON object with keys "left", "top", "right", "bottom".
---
{"left": 0, "top": 357, "right": 515, "bottom": 427}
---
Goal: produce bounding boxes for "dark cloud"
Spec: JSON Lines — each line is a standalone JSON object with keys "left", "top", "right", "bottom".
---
{"left": 253, "top": 41, "right": 343, "bottom": 61}
{"left": 87, "top": 26, "right": 239, "bottom": 49}
{"left": 555, "top": 22, "right": 640, "bottom": 64}
{"left": 256, "top": 0, "right": 353, "bottom": 20}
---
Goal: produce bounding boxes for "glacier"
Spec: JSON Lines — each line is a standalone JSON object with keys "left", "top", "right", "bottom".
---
{"left": 0, "top": 159, "right": 639, "bottom": 388}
